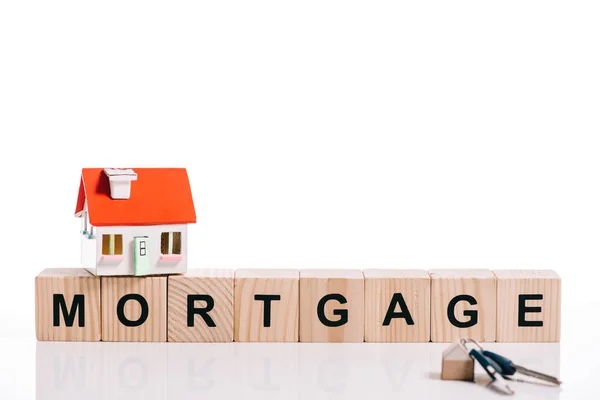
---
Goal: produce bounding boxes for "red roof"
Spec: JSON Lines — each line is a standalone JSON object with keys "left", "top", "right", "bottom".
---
{"left": 75, "top": 168, "right": 196, "bottom": 226}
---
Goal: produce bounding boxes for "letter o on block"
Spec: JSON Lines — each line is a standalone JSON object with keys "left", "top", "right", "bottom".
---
{"left": 102, "top": 276, "right": 167, "bottom": 342}
{"left": 299, "top": 269, "right": 364, "bottom": 342}
{"left": 35, "top": 269, "right": 101, "bottom": 341}
{"left": 430, "top": 269, "right": 496, "bottom": 343}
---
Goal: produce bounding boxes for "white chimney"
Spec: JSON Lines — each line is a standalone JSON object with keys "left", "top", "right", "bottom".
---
{"left": 104, "top": 168, "right": 138, "bottom": 200}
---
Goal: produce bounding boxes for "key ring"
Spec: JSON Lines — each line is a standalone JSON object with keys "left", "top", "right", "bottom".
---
{"left": 459, "top": 338, "right": 483, "bottom": 353}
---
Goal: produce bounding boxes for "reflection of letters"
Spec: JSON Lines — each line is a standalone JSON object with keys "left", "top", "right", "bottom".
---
{"left": 54, "top": 356, "right": 85, "bottom": 389}
{"left": 118, "top": 359, "right": 147, "bottom": 390}
{"left": 318, "top": 359, "right": 347, "bottom": 392}
{"left": 188, "top": 358, "right": 215, "bottom": 390}
{"left": 253, "top": 358, "right": 280, "bottom": 391}
{"left": 382, "top": 359, "right": 413, "bottom": 391}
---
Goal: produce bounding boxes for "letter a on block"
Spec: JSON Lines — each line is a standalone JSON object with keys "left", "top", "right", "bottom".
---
{"left": 168, "top": 269, "right": 234, "bottom": 342}
{"left": 494, "top": 270, "right": 561, "bottom": 342}
{"left": 299, "top": 269, "right": 364, "bottom": 342}
{"left": 430, "top": 269, "right": 496, "bottom": 343}
{"left": 102, "top": 276, "right": 167, "bottom": 342}
{"left": 364, "top": 269, "right": 431, "bottom": 342}
{"left": 35, "top": 269, "right": 101, "bottom": 341}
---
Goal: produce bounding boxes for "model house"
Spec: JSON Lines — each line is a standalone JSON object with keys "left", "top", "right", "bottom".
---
{"left": 75, "top": 168, "right": 196, "bottom": 276}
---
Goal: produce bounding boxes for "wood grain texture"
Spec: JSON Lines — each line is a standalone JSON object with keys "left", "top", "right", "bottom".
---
{"left": 299, "top": 269, "right": 364, "bottom": 342}
{"left": 430, "top": 269, "right": 496, "bottom": 343}
{"left": 364, "top": 269, "right": 430, "bottom": 342}
{"left": 494, "top": 270, "right": 561, "bottom": 342}
{"left": 441, "top": 344, "right": 474, "bottom": 381}
{"left": 102, "top": 276, "right": 167, "bottom": 342}
{"left": 35, "top": 269, "right": 101, "bottom": 341}
{"left": 168, "top": 269, "right": 234, "bottom": 342}
{"left": 234, "top": 269, "right": 299, "bottom": 342}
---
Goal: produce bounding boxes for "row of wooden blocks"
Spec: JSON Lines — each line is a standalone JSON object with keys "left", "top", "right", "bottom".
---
{"left": 35, "top": 268, "right": 561, "bottom": 343}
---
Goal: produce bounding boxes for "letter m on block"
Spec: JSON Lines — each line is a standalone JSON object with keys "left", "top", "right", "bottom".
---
{"left": 53, "top": 294, "right": 85, "bottom": 327}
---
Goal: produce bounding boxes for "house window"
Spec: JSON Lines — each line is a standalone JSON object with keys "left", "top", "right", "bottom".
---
{"left": 161, "top": 232, "right": 182, "bottom": 255}
{"left": 102, "top": 234, "right": 123, "bottom": 255}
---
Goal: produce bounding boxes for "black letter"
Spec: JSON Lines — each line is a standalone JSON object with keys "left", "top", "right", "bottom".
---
{"left": 254, "top": 294, "right": 281, "bottom": 327}
{"left": 447, "top": 294, "right": 478, "bottom": 328}
{"left": 117, "top": 294, "right": 149, "bottom": 327}
{"left": 383, "top": 293, "right": 414, "bottom": 326}
{"left": 518, "top": 294, "right": 543, "bottom": 327}
{"left": 53, "top": 294, "right": 85, "bottom": 327}
{"left": 187, "top": 294, "right": 216, "bottom": 327}
{"left": 317, "top": 293, "right": 348, "bottom": 327}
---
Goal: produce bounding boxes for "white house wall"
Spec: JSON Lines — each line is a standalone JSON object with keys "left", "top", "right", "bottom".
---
{"left": 81, "top": 235, "right": 96, "bottom": 270}
{"left": 94, "top": 224, "right": 188, "bottom": 276}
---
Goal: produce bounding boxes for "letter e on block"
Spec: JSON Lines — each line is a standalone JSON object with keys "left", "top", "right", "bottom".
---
{"left": 35, "top": 268, "right": 101, "bottom": 341}
{"left": 168, "top": 269, "right": 234, "bottom": 342}
{"left": 102, "top": 276, "right": 167, "bottom": 342}
{"left": 364, "top": 269, "right": 430, "bottom": 342}
{"left": 494, "top": 270, "right": 561, "bottom": 342}
{"left": 430, "top": 269, "right": 496, "bottom": 343}
{"left": 234, "top": 269, "right": 299, "bottom": 342}
{"left": 299, "top": 269, "right": 364, "bottom": 342}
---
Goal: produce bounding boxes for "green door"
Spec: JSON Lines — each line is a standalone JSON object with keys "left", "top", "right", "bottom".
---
{"left": 134, "top": 236, "right": 151, "bottom": 276}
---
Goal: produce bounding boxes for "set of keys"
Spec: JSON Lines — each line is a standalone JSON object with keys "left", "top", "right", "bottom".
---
{"left": 459, "top": 338, "right": 562, "bottom": 395}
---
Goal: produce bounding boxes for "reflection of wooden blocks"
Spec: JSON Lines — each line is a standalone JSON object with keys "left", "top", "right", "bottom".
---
{"left": 234, "top": 269, "right": 299, "bottom": 342}
{"left": 430, "top": 269, "right": 496, "bottom": 343}
{"left": 495, "top": 270, "right": 561, "bottom": 342}
{"left": 35, "top": 269, "right": 101, "bottom": 341}
{"left": 299, "top": 269, "right": 364, "bottom": 342}
{"left": 441, "top": 343, "right": 474, "bottom": 381}
{"left": 364, "top": 269, "right": 430, "bottom": 342}
{"left": 168, "top": 269, "right": 234, "bottom": 342}
{"left": 102, "top": 276, "right": 167, "bottom": 342}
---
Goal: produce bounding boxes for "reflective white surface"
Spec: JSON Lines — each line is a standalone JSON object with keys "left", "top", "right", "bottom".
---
{"left": 0, "top": 339, "right": 589, "bottom": 400}
{"left": 0, "top": 303, "right": 597, "bottom": 399}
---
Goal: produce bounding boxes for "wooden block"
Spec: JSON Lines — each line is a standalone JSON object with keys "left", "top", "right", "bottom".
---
{"left": 430, "top": 269, "right": 496, "bottom": 343}
{"left": 234, "top": 269, "right": 299, "bottom": 342}
{"left": 441, "top": 343, "right": 474, "bottom": 381}
{"left": 102, "top": 276, "right": 167, "bottom": 342}
{"left": 35, "top": 268, "right": 101, "bottom": 341}
{"left": 299, "top": 269, "right": 364, "bottom": 342}
{"left": 168, "top": 269, "right": 234, "bottom": 342}
{"left": 364, "top": 269, "right": 430, "bottom": 342}
{"left": 494, "top": 270, "right": 561, "bottom": 342}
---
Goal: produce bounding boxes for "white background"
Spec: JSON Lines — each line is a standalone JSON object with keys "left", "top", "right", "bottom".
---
{"left": 0, "top": 1, "right": 599, "bottom": 399}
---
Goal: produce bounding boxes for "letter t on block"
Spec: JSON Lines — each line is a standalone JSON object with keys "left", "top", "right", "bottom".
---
{"left": 494, "top": 270, "right": 561, "bottom": 342}
{"left": 430, "top": 269, "right": 496, "bottom": 343}
{"left": 234, "top": 269, "right": 299, "bottom": 342}
{"left": 35, "top": 268, "right": 101, "bottom": 341}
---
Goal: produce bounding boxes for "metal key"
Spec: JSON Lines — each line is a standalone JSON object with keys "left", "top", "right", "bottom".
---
{"left": 460, "top": 339, "right": 514, "bottom": 395}
{"left": 482, "top": 350, "right": 562, "bottom": 386}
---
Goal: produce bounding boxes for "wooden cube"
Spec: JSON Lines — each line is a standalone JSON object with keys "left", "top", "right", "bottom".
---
{"left": 102, "top": 276, "right": 167, "bottom": 342}
{"left": 299, "top": 269, "right": 364, "bottom": 342}
{"left": 494, "top": 270, "right": 561, "bottom": 342}
{"left": 35, "top": 268, "right": 101, "bottom": 341}
{"left": 441, "top": 343, "right": 474, "bottom": 381}
{"left": 234, "top": 269, "right": 299, "bottom": 342}
{"left": 364, "top": 269, "right": 430, "bottom": 342}
{"left": 430, "top": 269, "right": 496, "bottom": 343}
{"left": 168, "top": 269, "right": 234, "bottom": 342}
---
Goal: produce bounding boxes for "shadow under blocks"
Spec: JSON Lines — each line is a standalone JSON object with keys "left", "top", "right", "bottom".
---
{"left": 35, "top": 268, "right": 561, "bottom": 343}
